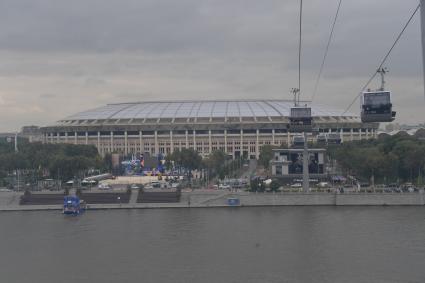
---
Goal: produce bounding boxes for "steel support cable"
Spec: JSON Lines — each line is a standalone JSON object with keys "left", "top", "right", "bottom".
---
{"left": 311, "top": 0, "right": 343, "bottom": 103}
{"left": 341, "top": 3, "right": 420, "bottom": 115}
{"left": 298, "top": 0, "right": 303, "bottom": 103}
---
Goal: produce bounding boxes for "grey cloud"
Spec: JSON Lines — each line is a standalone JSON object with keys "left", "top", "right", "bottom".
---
{"left": 0, "top": 0, "right": 423, "bottom": 131}
{"left": 84, "top": 77, "right": 107, "bottom": 87}
{"left": 39, "top": 93, "right": 57, "bottom": 99}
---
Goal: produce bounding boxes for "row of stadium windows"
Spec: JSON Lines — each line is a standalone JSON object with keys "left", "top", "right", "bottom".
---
{"left": 47, "top": 128, "right": 372, "bottom": 137}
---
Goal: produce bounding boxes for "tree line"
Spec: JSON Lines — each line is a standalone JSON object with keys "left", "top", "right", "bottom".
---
{"left": 165, "top": 148, "right": 245, "bottom": 181}
{"left": 0, "top": 138, "right": 107, "bottom": 184}
{"left": 328, "top": 133, "right": 425, "bottom": 185}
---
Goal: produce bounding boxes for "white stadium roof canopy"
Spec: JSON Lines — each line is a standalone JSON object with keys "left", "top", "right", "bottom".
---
{"left": 61, "top": 100, "right": 357, "bottom": 122}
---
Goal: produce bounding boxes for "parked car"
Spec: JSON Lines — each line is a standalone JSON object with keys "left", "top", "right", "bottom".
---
{"left": 290, "top": 183, "right": 302, "bottom": 188}
{"left": 219, "top": 184, "right": 231, "bottom": 190}
{"left": 393, "top": 187, "right": 402, "bottom": 193}
{"left": 130, "top": 184, "right": 141, "bottom": 190}
{"left": 98, "top": 183, "right": 111, "bottom": 190}
{"left": 383, "top": 187, "right": 393, "bottom": 193}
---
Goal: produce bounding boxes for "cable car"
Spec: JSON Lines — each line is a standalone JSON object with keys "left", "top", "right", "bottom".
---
{"left": 316, "top": 134, "right": 327, "bottom": 145}
{"left": 327, "top": 133, "right": 342, "bottom": 144}
{"left": 292, "top": 135, "right": 305, "bottom": 147}
{"left": 360, "top": 68, "right": 396, "bottom": 123}
{"left": 361, "top": 91, "right": 396, "bottom": 123}
{"left": 289, "top": 106, "right": 313, "bottom": 132}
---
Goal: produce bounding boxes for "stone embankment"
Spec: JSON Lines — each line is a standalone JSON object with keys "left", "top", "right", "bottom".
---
{"left": 192, "top": 191, "right": 425, "bottom": 206}
{"left": 0, "top": 190, "right": 424, "bottom": 211}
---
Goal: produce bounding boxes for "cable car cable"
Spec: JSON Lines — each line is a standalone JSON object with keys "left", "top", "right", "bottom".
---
{"left": 341, "top": 3, "right": 420, "bottom": 115}
{"left": 298, "top": 0, "right": 303, "bottom": 101}
{"left": 311, "top": 0, "right": 343, "bottom": 103}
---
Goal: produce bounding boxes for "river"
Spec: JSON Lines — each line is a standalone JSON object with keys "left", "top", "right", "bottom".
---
{"left": 0, "top": 207, "right": 424, "bottom": 283}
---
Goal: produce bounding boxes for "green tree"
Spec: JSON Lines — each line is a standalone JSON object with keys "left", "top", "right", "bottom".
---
{"left": 168, "top": 148, "right": 202, "bottom": 180}
{"left": 259, "top": 145, "right": 275, "bottom": 169}
{"left": 250, "top": 178, "right": 259, "bottom": 192}
{"left": 330, "top": 134, "right": 425, "bottom": 184}
{"left": 270, "top": 180, "right": 280, "bottom": 192}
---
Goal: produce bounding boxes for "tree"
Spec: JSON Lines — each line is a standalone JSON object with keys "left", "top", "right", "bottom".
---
{"left": 259, "top": 145, "right": 275, "bottom": 169}
{"left": 250, "top": 178, "right": 259, "bottom": 192}
{"left": 203, "top": 150, "right": 226, "bottom": 179}
{"left": 270, "top": 180, "right": 280, "bottom": 192}
{"left": 167, "top": 148, "right": 202, "bottom": 180}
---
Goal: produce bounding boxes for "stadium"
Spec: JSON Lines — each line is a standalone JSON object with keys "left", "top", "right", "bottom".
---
{"left": 41, "top": 99, "right": 378, "bottom": 159}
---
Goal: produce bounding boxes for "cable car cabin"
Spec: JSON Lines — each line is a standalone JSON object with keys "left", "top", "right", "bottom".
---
{"left": 292, "top": 135, "right": 305, "bottom": 147}
{"left": 327, "top": 133, "right": 342, "bottom": 145}
{"left": 316, "top": 134, "right": 327, "bottom": 145}
{"left": 289, "top": 107, "right": 312, "bottom": 132}
{"left": 361, "top": 91, "right": 396, "bottom": 123}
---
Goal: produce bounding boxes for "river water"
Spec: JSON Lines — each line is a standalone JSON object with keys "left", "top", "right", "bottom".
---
{"left": 0, "top": 207, "right": 424, "bottom": 283}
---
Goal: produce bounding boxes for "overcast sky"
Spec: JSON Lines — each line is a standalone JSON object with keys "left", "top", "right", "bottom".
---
{"left": 0, "top": 0, "right": 423, "bottom": 131}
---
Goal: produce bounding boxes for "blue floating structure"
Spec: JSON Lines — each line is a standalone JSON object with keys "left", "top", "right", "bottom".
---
{"left": 63, "top": 196, "right": 86, "bottom": 215}
{"left": 227, "top": 198, "right": 240, "bottom": 206}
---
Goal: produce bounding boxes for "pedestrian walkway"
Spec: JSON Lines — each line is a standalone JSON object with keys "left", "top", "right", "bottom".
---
{"left": 129, "top": 189, "right": 139, "bottom": 204}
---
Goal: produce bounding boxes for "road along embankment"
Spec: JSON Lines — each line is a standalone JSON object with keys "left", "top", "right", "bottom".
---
{"left": 0, "top": 191, "right": 425, "bottom": 211}
{"left": 188, "top": 191, "right": 425, "bottom": 207}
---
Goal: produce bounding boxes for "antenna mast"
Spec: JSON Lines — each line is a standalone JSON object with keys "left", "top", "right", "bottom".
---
{"left": 291, "top": 88, "right": 300, "bottom": 106}
{"left": 377, "top": 67, "right": 388, "bottom": 91}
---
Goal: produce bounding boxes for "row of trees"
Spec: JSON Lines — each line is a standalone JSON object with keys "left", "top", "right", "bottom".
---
{"left": 0, "top": 139, "right": 108, "bottom": 183}
{"left": 165, "top": 148, "right": 245, "bottom": 181}
{"left": 329, "top": 133, "right": 425, "bottom": 185}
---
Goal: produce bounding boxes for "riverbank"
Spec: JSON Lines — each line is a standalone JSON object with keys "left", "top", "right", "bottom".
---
{"left": 1, "top": 190, "right": 425, "bottom": 211}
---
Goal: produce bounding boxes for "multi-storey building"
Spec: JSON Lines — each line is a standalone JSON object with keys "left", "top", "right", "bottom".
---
{"left": 41, "top": 99, "right": 378, "bottom": 159}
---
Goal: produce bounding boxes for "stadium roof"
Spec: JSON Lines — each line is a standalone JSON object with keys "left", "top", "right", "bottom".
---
{"left": 61, "top": 100, "right": 357, "bottom": 123}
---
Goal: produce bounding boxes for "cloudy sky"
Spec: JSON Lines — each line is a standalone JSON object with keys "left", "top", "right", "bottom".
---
{"left": 0, "top": 0, "right": 423, "bottom": 131}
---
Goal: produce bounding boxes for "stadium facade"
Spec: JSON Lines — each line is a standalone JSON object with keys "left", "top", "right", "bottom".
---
{"left": 41, "top": 100, "right": 378, "bottom": 159}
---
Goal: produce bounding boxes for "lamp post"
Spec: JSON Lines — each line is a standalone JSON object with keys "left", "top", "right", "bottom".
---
{"left": 421, "top": 0, "right": 425, "bottom": 98}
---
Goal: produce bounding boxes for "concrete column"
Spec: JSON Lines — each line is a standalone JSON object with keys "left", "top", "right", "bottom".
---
{"left": 85, "top": 131, "right": 88, "bottom": 145}
{"left": 224, "top": 130, "right": 228, "bottom": 154}
{"left": 193, "top": 130, "right": 196, "bottom": 150}
{"left": 97, "top": 131, "right": 100, "bottom": 150}
{"left": 139, "top": 131, "right": 143, "bottom": 153}
{"left": 170, "top": 130, "right": 174, "bottom": 153}
{"left": 287, "top": 131, "right": 290, "bottom": 146}
{"left": 240, "top": 129, "right": 243, "bottom": 157}
{"left": 421, "top": 0, "right": 425, "bottom": 98}
{"left": 154, "top": 131, "right": 159, "bottom": 155}
{"left": 65, "top": 132, "right": 68, "bottom": 143}
{"left": 185, "top": 130, "right": 189, "bottom": 148}
{"left": 232, "top": 140, "right": 235, "bottom": 160}
{"left": 110, "top": 131, "right": 114, "bottom": 152}
{"left": 56, "top": 132, "right": 60, "bottom": 143}
{"left": 272, "top": 129, "right": 275, "bottom": 145}
{"left": 208, "top": 130, "right": 212, "bottom": 154}
{"left": 124, "top": 131, "right": 128, "bottom": 155}
{"left": 74, "top": 132, "right": 77, "bottom": 145}
{"left": 302, "top": 131, "right": 309, "bottom": 193}
{"left": 350, "top": 128, "right": 354, "bottom": 141}
{"left": 359, "top": 129, "right": 362, "bottom": 140}
{"left": 340, "top": 128, "right": 343, "bottom": 143}
{"left": 366, "top": 128, "right": 369, "bottom": 139}
{"left": 256, "top": 129, "right": 260, "bottom": 159}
